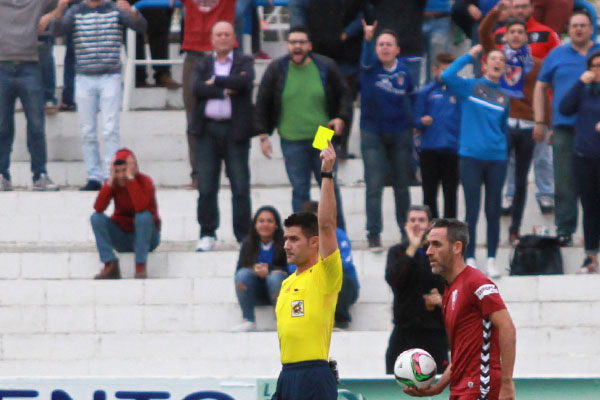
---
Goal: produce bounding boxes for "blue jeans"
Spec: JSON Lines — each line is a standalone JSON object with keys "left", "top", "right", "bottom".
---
{"left": 460, "top": 157, "right": 507, "bottom": 259}
{"left": 234, "top": 267, "right": 287, "bottom": 322}
{"left": 505, "top": 138, "right": 554, "bottom": 199}
{"left": 75, "top": 73, "right": 122, "bottom": 181}
{"left": 91, "top": 211, "right": 160, "bottom": 264}
{"left": 288, "top": 0, "right": 310, "bottom": 27}
{"left": 422, "top": 16, "right": 451, "bottom": 84}
{"left": 38, "top": 35, "right": 57, "bottom": 104}
{"left": 553, "top": 126, "right": 578, "bottom": 236}
{"left": 280, "top": 138, "right": 346, "bottom": 231}
{"left": 573, "top": 155, "right": 600, "bottom": 253}
{"left": 0, "top": 61, "right": 48, "bottom": 181}
{"left": 506, "top": 127, "right": 535, "bottom": 231}
{"left": 235, "top": 0, "right": 253, "bottom": 53}
{"left": 336, "top": 274, "right": 359, "bottom": 324}
{"left": 62, "top": 30, "right": 76, "bottom": 105}
{"left": 196, "top": 121, "right": 251, "bottom": 243}
{"left": 361, "top": 130, "right": 412, "bottom": 239}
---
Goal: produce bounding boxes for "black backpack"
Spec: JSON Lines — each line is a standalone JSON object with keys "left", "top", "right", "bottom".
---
{"left": 510, "top": 235, "right": 563, "bottom": 275}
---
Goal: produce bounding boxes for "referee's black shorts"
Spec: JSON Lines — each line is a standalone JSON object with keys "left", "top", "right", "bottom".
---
{"left": 271, "top": 360, "right": 337, "bottom": 400}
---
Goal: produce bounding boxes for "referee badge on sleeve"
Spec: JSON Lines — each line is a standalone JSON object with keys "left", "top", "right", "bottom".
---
{"left": 291, "top": 300, "right": 304, "bottom": 317}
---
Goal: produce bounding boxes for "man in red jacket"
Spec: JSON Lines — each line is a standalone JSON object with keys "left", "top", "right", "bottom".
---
{"left": 91, "top": 148, "right": 161, "bottom": 279}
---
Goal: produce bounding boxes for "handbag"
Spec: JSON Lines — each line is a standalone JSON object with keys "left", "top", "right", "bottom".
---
{"left": 509, "top": 235, "right": 563, "bottom": 275}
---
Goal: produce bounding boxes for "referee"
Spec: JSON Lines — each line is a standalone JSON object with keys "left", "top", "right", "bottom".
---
{"left": 272, "top": 140, "right": 343, "bottom": 400}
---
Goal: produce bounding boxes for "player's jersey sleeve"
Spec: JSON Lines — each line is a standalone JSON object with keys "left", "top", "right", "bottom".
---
{"left": 315, "top": 249, "right": 343, "bottom": 294}
{"left": 470, "top": 276, "right": 506, "bottom": 317}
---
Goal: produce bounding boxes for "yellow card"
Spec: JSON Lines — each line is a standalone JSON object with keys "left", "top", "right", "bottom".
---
{"left": 312, "top": 125, "right": 334, "bottom": 150}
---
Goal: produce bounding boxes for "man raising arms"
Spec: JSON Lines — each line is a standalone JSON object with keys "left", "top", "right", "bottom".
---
{"left": 272, "top": 141, "right": 342, "bottom": 400}
{"left": 405, "top": 219, "right": 516, "bottom": 400}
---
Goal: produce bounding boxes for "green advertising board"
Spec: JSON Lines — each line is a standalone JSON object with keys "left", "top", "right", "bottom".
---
{"left": 257, "top": 378, "right": 600, "bottom": 399}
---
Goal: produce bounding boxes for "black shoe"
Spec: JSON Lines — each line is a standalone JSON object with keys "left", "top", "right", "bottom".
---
{"left": 80, "top": 180, "right": 102, "bottom": 191}
{"left": 368, "top": 235, "right": 384, "bottom": 253}
{"left": 537, "top": 197, "right": 554, "bottom": 214}
{"left": 59, "top": 102, "right": 76, "bottom": 112}
{"left": 557, "top": 234, "right": 573, "bottom": 247}
{"left": 501, "top": 197, "right": 513, "bottom": 216}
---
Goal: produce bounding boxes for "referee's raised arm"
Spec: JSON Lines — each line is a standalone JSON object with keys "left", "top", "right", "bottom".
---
{"left": 318, "top": 140, "right": 339, "bottom": 260}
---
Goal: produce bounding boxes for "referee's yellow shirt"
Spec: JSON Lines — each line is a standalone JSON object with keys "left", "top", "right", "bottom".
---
{"left": 275, "top": 249, "right": 343, "bottom": 364}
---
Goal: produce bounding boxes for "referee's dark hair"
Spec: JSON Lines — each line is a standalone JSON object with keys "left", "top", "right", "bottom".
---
{"left": 284, "top": 212, "right": 319, "bottom": 239}
{"left": 430, "top": 219, "right": 469, "bottom": 256}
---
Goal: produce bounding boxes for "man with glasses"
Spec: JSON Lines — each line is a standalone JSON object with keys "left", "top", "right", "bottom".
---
{"left": 256, "top": 26, "right": 352, "bottom": 230}
{"left": 533, "top": 10, "right": 600, "bottom": 246}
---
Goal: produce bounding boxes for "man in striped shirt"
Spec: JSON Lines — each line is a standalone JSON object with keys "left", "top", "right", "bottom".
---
{"left": 52, "top": 0, "right": 146, "bottom": 191}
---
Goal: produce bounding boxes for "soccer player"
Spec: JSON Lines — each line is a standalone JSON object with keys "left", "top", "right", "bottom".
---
{"left": 272, "top": 141, "right": 342, "bottom": 400}
{"left": 404, "top": 219, "right": 516, "bottom": 400}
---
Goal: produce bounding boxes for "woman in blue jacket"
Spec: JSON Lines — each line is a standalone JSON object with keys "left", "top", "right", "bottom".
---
{"left": 559, "top": 51, "right": 600, "bottom": 274}
{"left": 441, "top": 44, "right": 510, "bottom": 277}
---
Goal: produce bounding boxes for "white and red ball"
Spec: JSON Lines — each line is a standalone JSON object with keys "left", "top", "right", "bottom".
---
{"left": 393, "top": 348, "right": 437, "bottom": 389}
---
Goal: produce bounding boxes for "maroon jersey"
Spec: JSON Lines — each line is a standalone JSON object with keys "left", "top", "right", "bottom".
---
{"left": 442, "top": 267, "right": 506, "bottom": 399}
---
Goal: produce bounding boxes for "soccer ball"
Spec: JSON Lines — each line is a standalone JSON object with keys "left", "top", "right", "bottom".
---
{"left": 393, "top": 348, "right": 437, "bottom": 389}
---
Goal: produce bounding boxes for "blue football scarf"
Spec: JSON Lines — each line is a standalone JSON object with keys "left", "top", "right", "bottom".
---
{"left": 501, "top": 45, "right": 533, "bottom": 99}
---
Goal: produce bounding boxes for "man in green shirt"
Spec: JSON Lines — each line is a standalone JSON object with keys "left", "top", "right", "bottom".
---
{"left": 256, "top": 26, "right": 352, "bottom": 229}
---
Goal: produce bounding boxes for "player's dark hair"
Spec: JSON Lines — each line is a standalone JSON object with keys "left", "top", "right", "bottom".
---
{"left": 300, "top": 201, "right": 319, "bottom": 215}
{"left": 284, "top": 212, "right": 319, "bottom": 239}
{"left": 505, "top": 17, "right": 527, "bottom": 31}
{"left": 569, "top": 9, "right": 593, "bottom": 26}
{"left": 434, "top": 52, "right": 455, "bottom": 67}
{"left": 377, "top": 29, "right": 400, "bottom": 46}
{"left": 430, "top": 219, "right": 469, "bottom": 256}
{"left": 288, "top": 26, "right": 311, "bottom": 41}
{"left": 114, "top": 159, "right": 126, "bottom": 166}
{"left": 408, "top": 205, "right": 432, "bottom": 221}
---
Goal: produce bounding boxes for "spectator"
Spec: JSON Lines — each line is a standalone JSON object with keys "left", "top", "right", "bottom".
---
{"left": 368, "top": 0, "right": 428, "bottom": 86}
{"left": 180, "top": 0, "right": 236, "bottom": 188}
{"left": 422, "top": 0, "right": 452, "bottom": 83}
{"left": 255, "top": 26, "right": 350, "bottom": 231}
{"left": 532, "top": 0, "right": 575, "bottom": 34}
{"left": 0, "top": 0, "right": 59, "bottom": 192}
{"left": 414, "top": 52, "right": 460, "bottom": 219}
{"left": 91, "top": 148, "right": 161, "bottom": 279}
{"left": 480, "top": 4, "right": 541, "bottom": 245}
{"left": 306, "top": 0, "right": 370, "bottom": 159}
{"left": 299, "top": 201, "right": 359, "bottom": 331}
{"left": 52, "top": 0, "right": 147, "bottom": 191}
{"left": 232, "top": 206, "right": 288, "bottom": 332}
{"left": 494, "top": 0, "right": 559, "bottom": 216}
{"left": 441, "top": 44, "right": 510, "bottom": 277}
{"left": 385, "top": 205, "right": 449, "bottom": 375}
{"left": 359, "top": 22, "right": 416, "bottom": 251}
{"left": 128, "top": 0, "right": 180, "bottom": 88}
{"left": 533, "top": 10, "right": 600, "bottom": 246}
{"left": 191, "top": 21, "right": 254, "bottom": 251}
{"left": 559, "top": 51, "right": 600, "bottom": 273}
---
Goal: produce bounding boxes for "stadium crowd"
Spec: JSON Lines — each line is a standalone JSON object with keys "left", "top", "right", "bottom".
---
{"left": 1, "top": 0, "right": 600, "bottom": 336}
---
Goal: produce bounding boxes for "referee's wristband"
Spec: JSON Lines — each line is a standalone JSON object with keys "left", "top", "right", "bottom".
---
{"left": 321, "top": 171, "right": 334, "bottom": 179}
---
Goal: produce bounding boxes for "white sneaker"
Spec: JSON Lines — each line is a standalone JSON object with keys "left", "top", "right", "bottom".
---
{"left": 466, "top": 257, "right": 477, "bottom": 268}
{"left": 196, "top": 236, "right": 216, "bottom": 252}
{"left": 231, "top": 319, "right": 256, "bottom": 332}
{"left": 486, "top": 257, "right": 501, "bottom": 278}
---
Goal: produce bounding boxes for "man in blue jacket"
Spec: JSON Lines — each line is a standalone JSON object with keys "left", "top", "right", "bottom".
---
{"left": 414, "top": 52, "right": 461, "bottom": 219}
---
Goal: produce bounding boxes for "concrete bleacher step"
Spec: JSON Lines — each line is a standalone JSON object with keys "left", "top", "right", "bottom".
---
{"left": 0, "top": 186, "right": 584, "bottom": 251}
{"left": 0, "top": 274, "right": 597, "bottom": 377}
